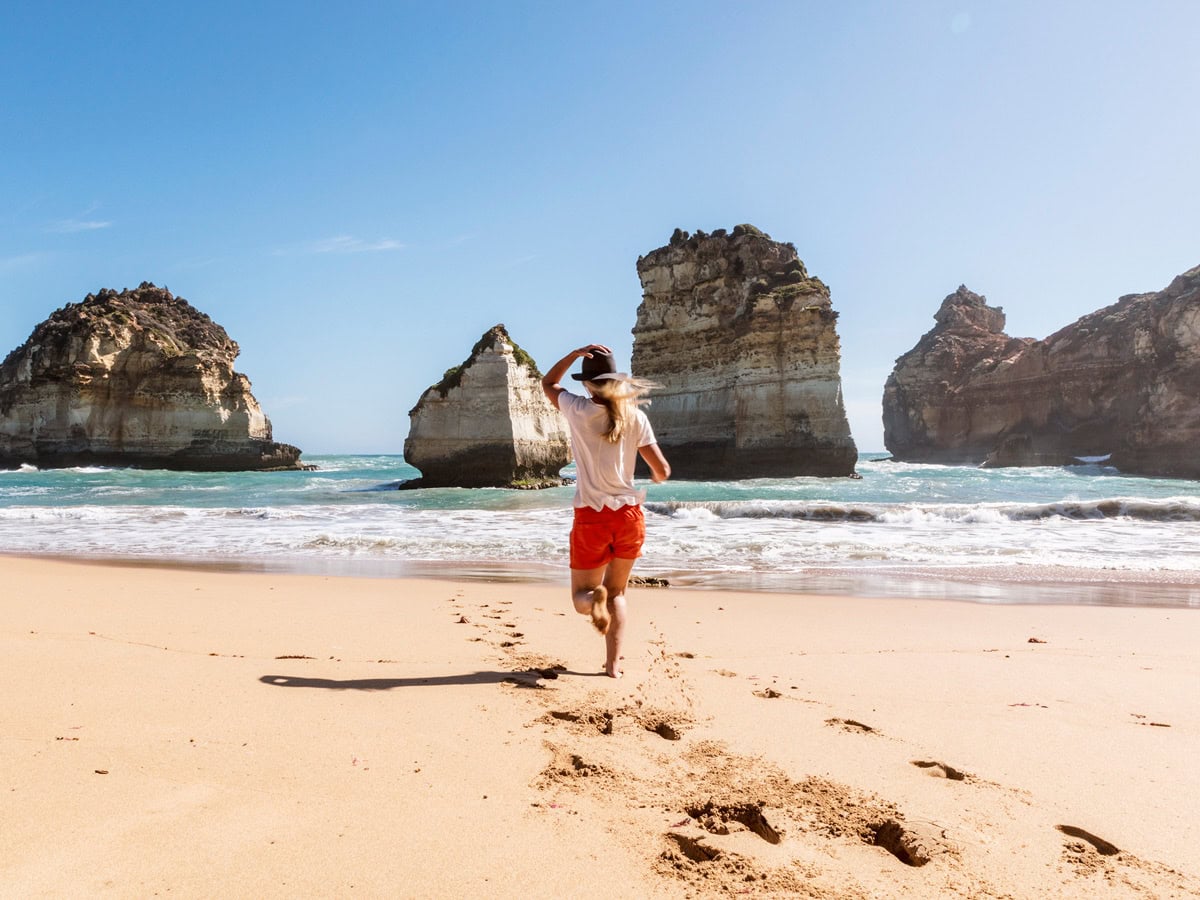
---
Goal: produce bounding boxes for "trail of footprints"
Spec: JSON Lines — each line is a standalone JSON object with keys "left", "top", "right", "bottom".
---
{"left": 446, "top": 591, "right": 564, "bottom": 686}
{"left": 448, "top": 594, "right": 1198, "bottom": 897}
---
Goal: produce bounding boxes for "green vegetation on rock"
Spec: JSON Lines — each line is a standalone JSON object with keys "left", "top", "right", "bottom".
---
{"left": 427, "top": 324, "right": 542, "bottom": 399}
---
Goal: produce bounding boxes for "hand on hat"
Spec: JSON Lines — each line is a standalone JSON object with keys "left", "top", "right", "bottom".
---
{"left": 573, "top": 343, "right": 612, "bottom": 359}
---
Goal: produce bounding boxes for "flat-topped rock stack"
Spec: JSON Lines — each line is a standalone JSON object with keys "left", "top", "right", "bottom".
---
{"left": 882, "top": 265, "right": 1200, "bottom": 478}
{"left": 0, "top": 283, "right": 304, "bottom": 471}
{"left": 631, "top": 225, "right": 858, "bottom": 478}
{"left": 404, "top": 324, "right": 571, "bottom": 488}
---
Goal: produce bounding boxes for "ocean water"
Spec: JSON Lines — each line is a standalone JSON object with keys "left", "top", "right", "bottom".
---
{"left": 2, "top": 453, "right": 1198, "bottom": 607}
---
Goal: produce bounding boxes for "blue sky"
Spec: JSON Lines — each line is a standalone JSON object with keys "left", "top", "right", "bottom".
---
{"left": 3, "top": 1, "right": 1198, "bottom": 455}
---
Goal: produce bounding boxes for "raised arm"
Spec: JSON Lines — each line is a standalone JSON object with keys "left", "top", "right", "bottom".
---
{"left": 541, "top": 343, "right": 611, "bottom": 409}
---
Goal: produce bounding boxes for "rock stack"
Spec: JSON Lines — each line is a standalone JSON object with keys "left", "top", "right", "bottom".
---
{"left": 631, "top": 225, "right": 857, "bottom": 478}
{"left": 404, "top": 324, "right": 571, "bottom": 488}
{"left": 0, "top": 283, "right": 304, "bottom": 471}
{"left": 882, "top": 265, "right": 1200, "bottom": 479}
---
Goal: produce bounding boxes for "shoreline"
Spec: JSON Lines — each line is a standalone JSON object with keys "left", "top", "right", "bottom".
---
{"left": 2, "top": 555, "right": 1197, "bottom": 897}
{"left": 8, "top": 549, "right": 1199, "bottom": 609}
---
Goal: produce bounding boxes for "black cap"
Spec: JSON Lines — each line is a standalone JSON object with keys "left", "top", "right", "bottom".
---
{"left": 571, "top": 349, "right": 619, "bottom": 381}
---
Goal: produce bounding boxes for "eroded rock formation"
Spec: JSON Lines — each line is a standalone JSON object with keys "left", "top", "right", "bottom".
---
{"left": 404, "top": 324, "right": 570, "bottom": 488}
{"left": 631, "top": 225, "right": 857, "bottom": 478}
{"left": 0, "top": 283, "right": 304, "bottom": 471}
{"left": 882, "top": 265, "right": 1200, "bottom": 478}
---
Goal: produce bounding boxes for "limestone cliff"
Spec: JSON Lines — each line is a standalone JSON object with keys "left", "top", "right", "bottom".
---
{"left": 631, "top": 225, "right": 857, "bottom": 478}
{"left": 404, "top": 324, "right": 570, "bottom": 488}
{"left": 0, "top": 283, "right": 304, "bottom": 471}
{"left": 882, "top": 265, "right": 1200, "bottom": 478}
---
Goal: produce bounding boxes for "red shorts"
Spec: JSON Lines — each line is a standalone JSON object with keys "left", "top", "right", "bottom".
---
{"left": 569, "top": 504, "right": 645, "bottom": 570}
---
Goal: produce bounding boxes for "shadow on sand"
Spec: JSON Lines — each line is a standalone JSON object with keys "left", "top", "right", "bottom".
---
{"left": 259, "top": 667, "right": 599, "bottom": 691}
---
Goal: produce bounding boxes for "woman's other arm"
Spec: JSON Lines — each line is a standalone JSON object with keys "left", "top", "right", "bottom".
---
{"left": 638, "top": 442, "right": 671, "bottom": 483}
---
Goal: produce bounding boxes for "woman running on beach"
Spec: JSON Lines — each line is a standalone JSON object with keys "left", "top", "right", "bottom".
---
{"left": 542, "top": 344, "right": 671, "bottom": 678}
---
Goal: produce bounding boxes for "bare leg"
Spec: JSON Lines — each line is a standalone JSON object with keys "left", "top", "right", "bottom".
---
{"left": 604, "top": 592, "right": 627, "bottom": 677}
{"left": 601, "top": 557, "right": 637, "bottom": 678}
{"left": 589, "top": 586, "right": 609, "bottom": 634}
{"left": 570, "top": 566, "right": 609, "bottom": 633}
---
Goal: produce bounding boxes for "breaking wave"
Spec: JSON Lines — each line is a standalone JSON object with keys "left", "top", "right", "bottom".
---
{"left": 646, "top": 497, "right": 1200, "bottom": 523}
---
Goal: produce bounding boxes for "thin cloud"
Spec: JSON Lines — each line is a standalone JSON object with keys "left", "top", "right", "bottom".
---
{"left": 306, "top": 235, "right": 405, "bottom": 254}
{"left": 46, "top": 203, "right": 112, "bottom": 233}
{"left": 0, "top": 253, "right": 47, "bottom": 272}
{"left": 47, "top": 218, "right": 113, "bottom": 233}
{"left": 291, "top": 232, "right": 469, "bottom": 255}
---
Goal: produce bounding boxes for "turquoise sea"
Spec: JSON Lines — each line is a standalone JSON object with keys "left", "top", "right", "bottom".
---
{"left": 2, "top": 453, "right": 1198, "bottom": 607}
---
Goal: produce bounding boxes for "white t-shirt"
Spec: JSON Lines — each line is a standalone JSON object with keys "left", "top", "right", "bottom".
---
{"left": 558, "top": 391, "right": 657, "bottom": 511}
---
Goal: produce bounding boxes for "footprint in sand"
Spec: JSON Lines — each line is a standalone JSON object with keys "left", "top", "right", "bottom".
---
{"left": 548, "top": 708, "right": 615, "bottom": 736}
{"left": 500, "top": 671, "right": 550, "bottom": 689}
{"left": 686, "top": 799, "right": 782, "bottom": 844}
{"left": 1057, "top": 825, "right": 1119, "bottom": 856}
{"left": 825, "top": 717, "right": 879, "bottom": 735}
{"left": 650, "top": 720, "right": 684, "bottom": 741}
{"left": 1058, "top": 825, "right": 1200, "bottom": 894}
{"left": 508, "top": 653, "right": 566, "bottom": 677}
{"left": 538, "top": 743, "right": 614, "bottom": 785}
{"left": 911, "top": 760, "right": 968, "bottom": 781}
{"left": 871, "top": 819, "right": 938, "bottom": 867}
{"left": 545, "top": 703, "right": 690, "bottom": 741}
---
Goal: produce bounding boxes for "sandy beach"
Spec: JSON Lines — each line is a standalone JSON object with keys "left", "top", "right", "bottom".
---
{"left": 2, "top": 555, "right": 1197, "bottom": 898}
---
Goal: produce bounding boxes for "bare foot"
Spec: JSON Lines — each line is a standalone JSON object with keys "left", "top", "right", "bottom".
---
{"left": 605, "top": 665, "right": 623, "bottom": 679}
{"left": 589, "top": 586, "right": 610, "bottom": 635}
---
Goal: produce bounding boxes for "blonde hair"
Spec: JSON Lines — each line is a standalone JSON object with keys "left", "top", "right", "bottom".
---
{"left": 585, "top": 376, "right": 659, "bottom": 444}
